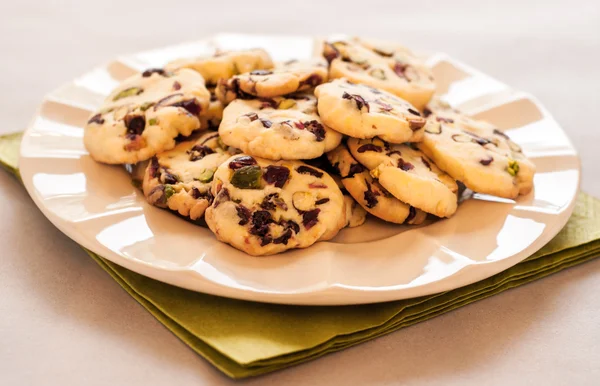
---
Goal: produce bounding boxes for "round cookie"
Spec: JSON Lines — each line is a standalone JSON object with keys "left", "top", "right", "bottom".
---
{"left": 218, "top": 93, "right": 342, "bottom": 160}
{"left": 84, "top": 68, "right": 211, "bottom": 164}
{"left": 348, "top": 137, "right": 458, "bottom": 218}
{"left": 199, "top": 87, "right": 224, "bottom": 130}
{"left": 417, "top": 111, "right": 535, "bottom": 198}
{"left": 142, "top": 132, "right": 233, "bottom": 220}
{"left": 323, "top": 39, "right": 435, "bottom": 110}
{"left": 205, "top": 154, "right": 346, "bottom": 256}
{"left": 165, "top": 48, "right": 274, "bottom": 86}
{"left": 327, "top": 144, "right": 427, "bottom": 224}
{"left": 315, "top": 78, "right": 426, "bottom": 143}
{"left": 215, "top": 59, "right": 328, "bottom": 104}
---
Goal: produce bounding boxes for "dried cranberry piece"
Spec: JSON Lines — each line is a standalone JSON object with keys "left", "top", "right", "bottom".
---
{"left": 124, "top": 115, "right": 146, "bottom": 136}
{"left": 188, "top": 145, "right": 215, "bottom": 161}
{"left": 263, "top": 165, "right": 290, "bottom": 188}
{"left": 408, "top": 108, "right": 421, "bottom": 116}
{"left": 342, "top": 92, "right": 370, "bottom": 112}
{"left": 260, "top": 193, "right": 288, "bottom": 211}
{"left": 387, "top": 150, "right": 402, "bottom": 157}
{"left": 281, "top": 219, "right": 300, "bottom": 234}
{"left": 421, "top": 156, "right": 431, "bottom": 170}
{"left": 347, "top": 163, "right": 365, "bottom": 178}
{"left": 148, "top": 185, "right": 167, "bottom": 206}
{"left": 315, "top": 198, "right": 330, "bottom": 205}
{"left": 423, "top": 108, "right": 433, "bottom": 117}
{"left": 190, "top": 187, "right": 200, "bottom": 199}
{"left": 409, "top": 119, "right": 426, "bottom": 131}
{"left": 172, "top": 81, "right": 182, "bottom": 90}
{"left": 142, "top": 68, "right": 165, "bottom": 77}
{"left": 302, "top": 208, "right": 320, "bottom": 230}
{"left": 296, "top": 165, "right": 324, "bottom": 178}
{"left": 162, "top": 172, "right": 178, "bottom": 184}
{"left": 171, "top": 99, "right": 201, "bottom": 116}
{"left": 364, "top": 180, "right": 378, "bottom": 208}
{"left": 357, "top": 144, "right": 382, "bottom": 153}
{"left": 309, "top": 182, "right": 327, "bottom": 189}
{"left": 323, "top": 42, "right": 341, "bottom": 64}
{"left": 304, "top": 120, "right": 325, "bottom": 141}
{"left": 236, "top": 205, "right": 252, "bottom": 225}
{"left": 244, "top": 112, "right": 259, "bottom": 121}
{"left": 397, "top": 158, "right": 414, "bottom": 171}
{"left": 229, "top": 156, "right": 257, "bottom": 169}
{"left": 393, "top": 62, "right": 408, "bottom": 79}
{"left": 273, "top": 229, "right": 293, "bottom": 245}
{"left": 405, "top": 206, "right": 417, "bottom": 223}
{"left": 300, "top": 74, "right": 323, "bottom": 88}
{"left": 148, "top": 157, "right": 160, "bottom": 178}
{"left": 260, "top": 119, "right": 272, "bottom": 128}
{"left": 259, "top": 98, "right": 278, "bottom": 109}
{"left": 436, "top": 116, "right": 454, "bottom": 124}
{"left": 480, "top": 156, "right": 494, "bottom": 166}
{"left": 260, "top": 236, "right": 273, "bottom": 246}
{"left": 377, "top": 101, "right": 394, "bottom": 112}
{"left": 87, "top": 113, "right": 104, "bottom": 125}
{"left": 294, "top": 121, "right": 305, "bottom": 130}
{"left": 250, "top": 210, "right": 273, "bottom": 237}
{"left": 250, "top": 70, "right": 273, "bottom": 76}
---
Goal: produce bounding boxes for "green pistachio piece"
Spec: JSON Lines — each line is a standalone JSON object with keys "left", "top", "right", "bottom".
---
{"left": 148, "top": 118, "right": 158, "bottom": 126}
{"left": 113, "top": 87, "right": 143, "bottom": 101}
{"left": 196, "top": 168, "right": 215, "bottom": 183}
{"left": 369, "top": 68, "right": 386, "bottom": 80}
{"left": 507, "top": 160, "right": 520, "bottom": 176}
{"left": 140, "top": 102, "right": 154, "bottom": 111}
{"left": 278, "top": 99, "right": 297, "bottom": 109}
{"left": 230, "top": 165, "right": 262, "bottom": 189}
{"left": 164, "top": 184, "right": 175, "bottom": 200}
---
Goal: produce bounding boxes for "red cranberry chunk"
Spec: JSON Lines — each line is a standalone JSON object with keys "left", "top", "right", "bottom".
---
{"left": 229, "top": 156, "right": 258, "bottom": 170}
{"left": 397, "top": 158, "right": 414, "bottom": 171}
{"left": 262, "top": 165, "right": 290, "bottom": 188}
{"left": 342, "top": 92, "right": 370, "bottom": 112}
{"left": 124, "top": 115, "right": 146, "bottom": 136}
{"left": 302, "top": 208, "right": 320, "bottom": 230}
{"left": 142, "top": 68, "right": 165, "bottom": 77}
{"left": 357, "top": 144, "right": 382, "bottom": 153}
{"left": 87, "top": 113, "right": 104, "bottom": 125}
{"left": 236, "top": 205, "right": 252, "bottom": 225}
{"left": 296, "top": 165, "right": 324, "bottom": 178}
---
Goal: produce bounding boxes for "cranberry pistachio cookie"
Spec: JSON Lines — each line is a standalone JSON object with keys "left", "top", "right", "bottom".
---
{"left": 142, "top": 132, "right": 233, "bottom": 220}
{"left": 218, "top": 93, "right": 342, "bottom": 160}
{"left": 84, "top": 68, "right": 211, "bottom": 164}
{"left": 348, "top": 137, "right": 458, "bottom": 218}
{"left": 418, "top": 112, "right": 535, "bottom": 198}
{"left": 215, "top": 59, "right": 328, "bottom": 104}
{"left": 165, "top": 48, "right": 274, "bottom": 86}
{"left": 323, "top": 39, "right": 435, "bottom": 110}
{"left": 205, "top": 154, "right": 345, "bottom": 256}
{"left": 327, "top": 144, "right": 427, "bottom": 224}
{"left": 315, "top": 79, "right": 426, "bottom": 143}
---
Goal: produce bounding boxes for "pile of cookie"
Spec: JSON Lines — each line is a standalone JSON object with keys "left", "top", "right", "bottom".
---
{"left": 84, "top": 37, "right": 535, "bottom": 256}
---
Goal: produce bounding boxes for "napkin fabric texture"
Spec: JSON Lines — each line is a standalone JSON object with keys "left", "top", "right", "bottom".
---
{"left": 3, "top": 132, "right": 599, "bottom": 379}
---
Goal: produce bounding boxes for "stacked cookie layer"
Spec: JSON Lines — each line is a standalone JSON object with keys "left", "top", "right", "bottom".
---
{"left": 83, "top": 38, "right": 535, "bottom": 256}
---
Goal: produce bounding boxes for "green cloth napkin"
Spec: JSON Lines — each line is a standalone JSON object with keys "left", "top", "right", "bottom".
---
{"left": 3, "top": 131, "right": 600, "bottom": 379}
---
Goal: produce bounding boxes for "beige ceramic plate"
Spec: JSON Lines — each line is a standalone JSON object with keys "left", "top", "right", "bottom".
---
{"left": 19, "top": 34, "right": 580, "bottom": 305}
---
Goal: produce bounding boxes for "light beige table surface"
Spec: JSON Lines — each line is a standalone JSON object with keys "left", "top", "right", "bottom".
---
{"left": 1, "top": 1, "right": 599, "bottom": 385}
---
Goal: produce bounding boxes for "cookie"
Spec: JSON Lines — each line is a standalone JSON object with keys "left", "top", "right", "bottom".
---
{"left": 215, "top": 59, "right": 328, "bottom": 104}
{"left": 218, "top": 93, "right": 342, "bottom": 160}
{"left": 165, "top": 48, "right": 274, "bottom": 86}
{"left": 84, "top": 68, "right": 211, "bottom": 164}
{"left": 199, "top": 87, "right": 224, "bottom": 130}
{"left": 342, "top": 194, "right": 367, "bottom": 228}
{"left": 315, "top": 78, "right": 426, "bottom": 143}
{"left": 418, "top": 110, "right": 535, "bottom": 198}
{"left": 205, "top": 154, "right": 346, "bottom": 256}
{"left": 142, "top": 132, "right": 233, "bottom": 220}
{"left": 323, "top": 39, "right": 435, "bottom": 110}
{"left": 328, "top": 174, "right": 368, "bottom": 228}
{"left": 327, "top": 144, "right": 427, "bottom": 224}
{"left": 348, "top": 137, "right": 458, "bottom": 218}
